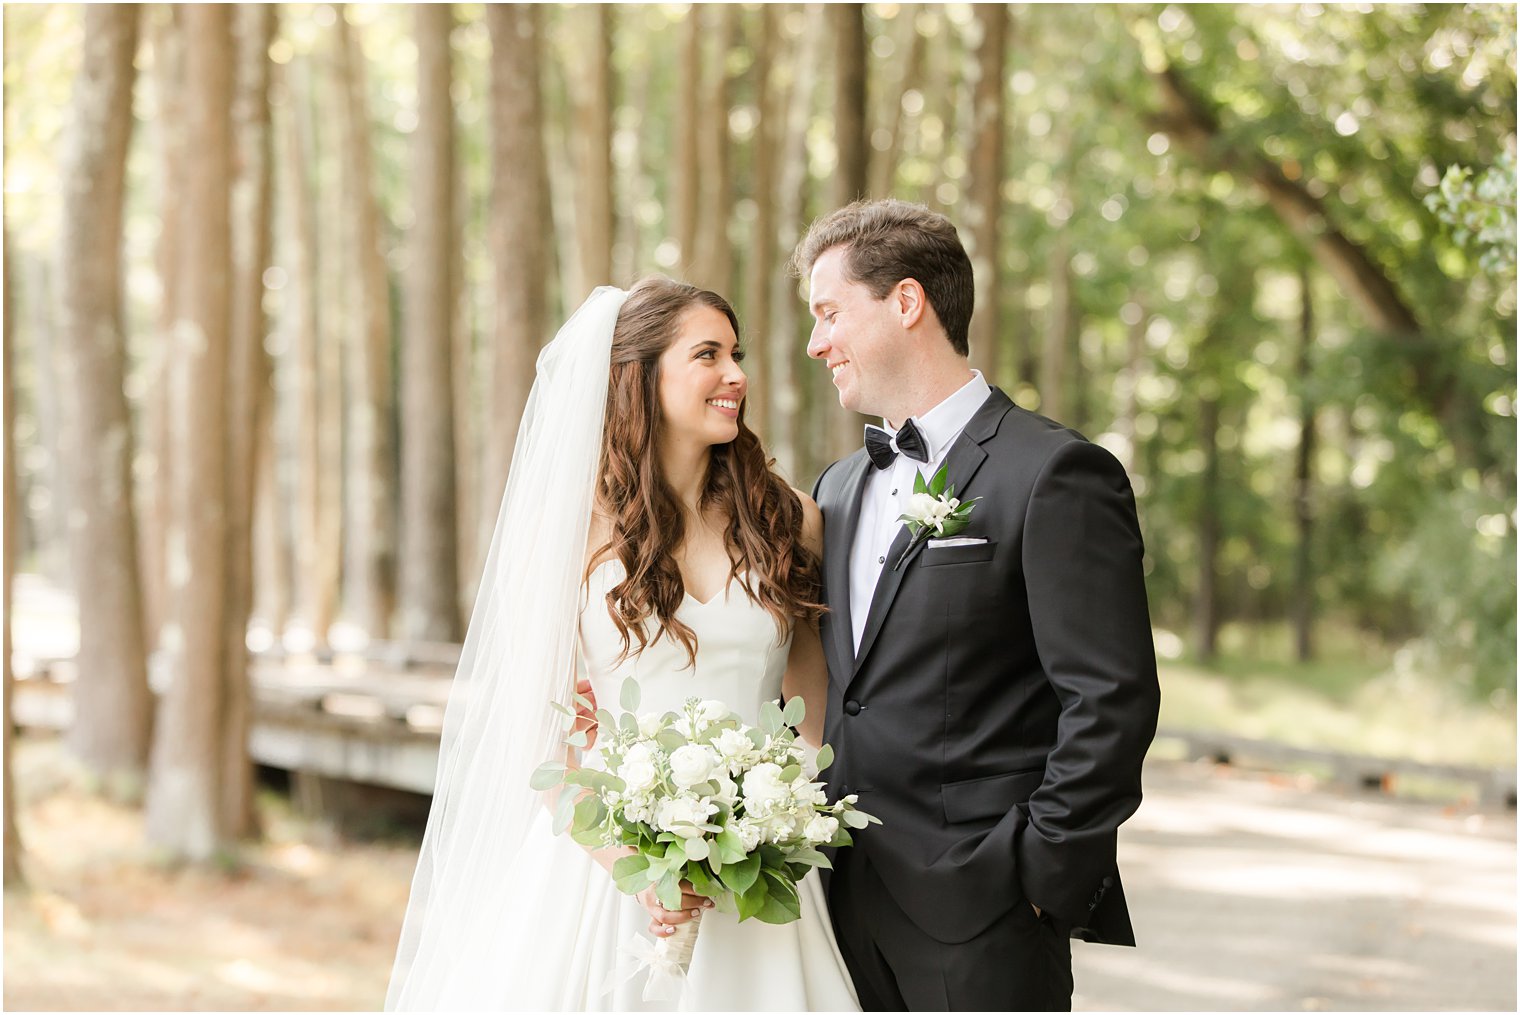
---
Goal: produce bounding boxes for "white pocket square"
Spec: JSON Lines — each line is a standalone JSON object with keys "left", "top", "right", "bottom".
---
{"left": 927, "top": 536, "right": 988, "bottom": 548}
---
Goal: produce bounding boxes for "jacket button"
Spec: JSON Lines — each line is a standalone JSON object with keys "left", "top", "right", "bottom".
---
{"left": 1102, "top": 876, "right": 1115, "bottom": 888}
{"left": 843, "top": 700, "right": 862, "bottom": 716}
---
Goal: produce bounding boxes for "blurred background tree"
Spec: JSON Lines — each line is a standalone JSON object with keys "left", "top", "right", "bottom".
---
{"left": 3, "top": 2, "right": 1514, "bottom": 859}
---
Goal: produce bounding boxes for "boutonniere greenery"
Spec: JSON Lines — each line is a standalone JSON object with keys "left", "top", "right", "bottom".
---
{"left": 893, "top": 463, "right": 980, "bottom": 570}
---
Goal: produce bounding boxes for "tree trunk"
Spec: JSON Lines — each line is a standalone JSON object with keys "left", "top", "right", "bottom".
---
{"left": 572, "top": 4, "right": 614, "bottom": 291}
{"left": 333, "top": 8, "right": 398, "bottom": 639}
{"left": 966, "top": 3, "right": 1008, "bottom": 386}
{"left": 1193, "top": 385, "right": 1221, "bottom": 664}
{"left": 398, "top": 3, "right": 460, "bottom": 643}
{"left": 4, "top": 228, "right": 26, "bottom": 890}
{"left": 829, "top": 2, "right": 871, "bottom": 461}
{"left": 770, "top": 4, "right": 825, "bottom": 482}
{"left": 673, "top": 8, "right": 701, "bottom": 276}
{"left": 1039, "top": 238, "right": 1071, "bottom": 422}
{"left": 1292, "top": 266, "right": 1317, "bottom": 662}
{"left": 1117, "top": 297, "right": 1146, "bottom": 475}
{"left": 695, "top": 4, "right": 739, "bottom": 295}
{"left": 831, "top": 3, "right": 869, "bottom": 208}
{"left": 276, "top": 54, "right": 331, "bottom": 646}
{"left": 868, "top": 4, "right": 927, "bottom": 199}
{"left": 141, "top": 5, "right": 186, "bottom": 651}
{"left": 56, "top": 2, "right": 152, "bottom": 800}
{"left": 219, "top": 0, "right": 276, "bottom": 841}
{"left": 483, "top": 4, "right": 549, "bottom": 562}
{"left": 744, "top": 5, "right": 778, "bottom": 441}
{"left": 146, "top": 2, "right": 236, "bottom": 860}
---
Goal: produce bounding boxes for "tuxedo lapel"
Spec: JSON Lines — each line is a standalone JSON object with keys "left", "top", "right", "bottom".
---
{"left": 823, "top": 452, "right": 872, "bottom": 683}
{"left": 850, "top": 389, "right": 1013, "bottom": 678}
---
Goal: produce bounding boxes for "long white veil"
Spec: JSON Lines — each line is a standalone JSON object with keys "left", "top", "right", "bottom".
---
{"left": 386, "top": 287, "right": 629, "bottom": 1009}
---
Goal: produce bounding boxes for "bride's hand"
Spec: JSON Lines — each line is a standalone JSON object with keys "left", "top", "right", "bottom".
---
{"left": 574, "top": 677, "right": 598, "bottom": 749}
{"left": 638, "top": 881, "right": 713, "bottom": 937}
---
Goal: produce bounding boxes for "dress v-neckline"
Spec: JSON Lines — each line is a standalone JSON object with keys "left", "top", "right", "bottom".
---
{"left": 589, "top": 558, "right": 747, "bottom": 611}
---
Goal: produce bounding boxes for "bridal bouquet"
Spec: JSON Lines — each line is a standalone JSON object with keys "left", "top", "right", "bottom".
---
{"left": 532, "top": 679, "right": 877, "bottom": 998}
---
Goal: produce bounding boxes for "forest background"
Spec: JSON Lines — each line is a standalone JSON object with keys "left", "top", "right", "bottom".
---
{"left": 0, "top": 0, "right": 1514, "bottom": 895}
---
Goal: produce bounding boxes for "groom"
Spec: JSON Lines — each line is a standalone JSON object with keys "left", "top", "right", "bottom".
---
{"left": 796, "top": 199, "right": 1160, "bottom": 1011}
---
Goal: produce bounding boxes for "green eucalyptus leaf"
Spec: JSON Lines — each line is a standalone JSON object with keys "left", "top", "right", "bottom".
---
{"left": 549, "top": 700, "right": 576, "bottom": 718}
{"left": 759, "top": 700, "right": 784, "bottom": 735}
{"left": 717, "top": 850, "right": 761, "bottom": 895}
{"left": 656, "top": 872, "right": 683, "bottom": 911}
{"left": 565, "top": 729, "right": 588, "bottom": 749}
{"left": 620, "top": 677, "right": 641, "bottom": 713}
{"left": 781, "top": 696, "right": 806, "bottom": 728}
{"left": 814, "top": 744, "right": 834, "bottom": 771}
{"left": 611, "top": 853, "right": 651, "bottom": 895}
{"left": 529, "top": 762, "right": 566, "bottom": 791}
{"left": 779, "top": 764, "right": 801, "bottom": 783}
{"left": 683, "top": 836, "right": 710, "bottom": 862}
{"left": 735, "top": 877, "right": 770, "bottom": 921}
{"left": 553, "top": 788, "right": 577, "bottom": 834}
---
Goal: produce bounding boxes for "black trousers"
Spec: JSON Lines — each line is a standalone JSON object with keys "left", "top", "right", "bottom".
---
{"left": 828, "top": 851, "right": 1073, "bottom": 1012}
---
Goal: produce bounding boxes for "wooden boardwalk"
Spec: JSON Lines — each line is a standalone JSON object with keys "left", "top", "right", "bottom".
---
{"left": 11, "top": 644, "right": 1515, "bottom": 809}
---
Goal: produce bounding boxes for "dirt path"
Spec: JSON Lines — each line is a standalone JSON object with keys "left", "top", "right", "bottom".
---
{"left": 1074, "top": 760, "right": 1516, "bottom": 1012}
{"left": 4, "top": 741, "right": 1514, "bottom": 1011}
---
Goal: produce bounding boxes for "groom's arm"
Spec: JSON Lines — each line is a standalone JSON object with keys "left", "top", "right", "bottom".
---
{"left": 1016, "top": 439, "right": 1160, "bottom": 925}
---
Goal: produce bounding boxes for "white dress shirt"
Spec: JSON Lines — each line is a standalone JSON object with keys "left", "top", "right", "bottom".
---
{"left": 848, "top": 370, "right": 992, "bottom": 653}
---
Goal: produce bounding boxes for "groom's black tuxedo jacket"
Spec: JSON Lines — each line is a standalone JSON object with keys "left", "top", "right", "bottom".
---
{"left": 812, "top": 387, "right": 1160, "bottom": 947}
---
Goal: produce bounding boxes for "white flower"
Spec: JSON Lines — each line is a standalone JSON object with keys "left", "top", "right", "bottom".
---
{"left": 636, "top": 712, "right": 667, "bottom": 738}
{"left": 655, "top": 795, "right": 717, "bottom": 838}
{"left": 697, "top": 700, "right": 730, "bottom": 725}
{"left": 743, "top": 763, "right": 791, "bottom": 811}
{"left": 712, "top": 728, "right": 758, "bottom": 769}
{"left": 712, "top": 774, "right": 740, "bottom": 806}
{"left": 764, "top": 812, "right": 800, "bottom": 844}
{"left": 804, "top": 815, "right": 839, "bottom": 843}
{"left": 907, "top": 491, "right": 941, "bottom": 520}
{"left": 623, "top": 742, "right": 657, "bottom": 766}
{"left": 731, "top": 817, "right": 763, "bottom": 852}
{"left": 618, "top": 757, "right": 658, "bottom": 793}
{"left": 669, "top": 743, "right": 720, "bottom": 789}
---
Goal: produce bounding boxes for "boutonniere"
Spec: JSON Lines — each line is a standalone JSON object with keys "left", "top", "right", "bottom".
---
{"left": 893, "top": 463, "right": 980, "bottom": 570}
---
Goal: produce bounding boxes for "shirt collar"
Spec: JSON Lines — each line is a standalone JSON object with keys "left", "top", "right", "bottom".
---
{"left": 885, "top": 370, "right": 991, "bottom": 463}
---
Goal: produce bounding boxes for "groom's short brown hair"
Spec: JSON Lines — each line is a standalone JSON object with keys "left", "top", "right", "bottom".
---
{"left": 789, "top": 199, "right": 974, "bottom": 356}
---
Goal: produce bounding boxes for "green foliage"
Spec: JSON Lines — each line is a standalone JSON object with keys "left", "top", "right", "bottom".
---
{"left": 1424, "top": 149, "right": 1518, "bottom": 278}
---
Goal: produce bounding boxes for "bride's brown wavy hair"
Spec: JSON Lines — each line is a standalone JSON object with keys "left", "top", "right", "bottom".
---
{"left": 589, "top": 276, "right": 825, "bottom": 667}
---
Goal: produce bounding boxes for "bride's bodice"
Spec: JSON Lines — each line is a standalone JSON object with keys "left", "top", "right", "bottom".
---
{"left": 578, "top": 559, "right": 793, "bottom": 726}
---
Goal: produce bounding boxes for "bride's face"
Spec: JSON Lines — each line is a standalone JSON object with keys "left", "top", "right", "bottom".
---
{"left": 656, "top": 305, "right": 748, "bottom": 448}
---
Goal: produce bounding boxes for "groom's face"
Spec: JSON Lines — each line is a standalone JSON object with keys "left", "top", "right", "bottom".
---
{"left": 806, "top": 246, "right": 906, "bottom": 419}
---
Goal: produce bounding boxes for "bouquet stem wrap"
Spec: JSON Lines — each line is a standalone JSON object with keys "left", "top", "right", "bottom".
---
{"left": 607, "top": 910, "right": 702, "bottom": 1003}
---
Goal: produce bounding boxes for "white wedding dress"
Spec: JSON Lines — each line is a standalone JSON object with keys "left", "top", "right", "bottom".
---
{"left": 485, "top": 559, "right": 861, "bottom": 1011}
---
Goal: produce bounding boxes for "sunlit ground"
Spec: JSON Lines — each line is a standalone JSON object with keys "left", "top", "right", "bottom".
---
{"left": 5, "top": 738, "right": 1513, "bottom": 1012}
{"left": 1075, "top": 760, "right": 1516, "bottom": 1012}
{"left": 2, "top": 737, "right": 413, "bottom": 1011}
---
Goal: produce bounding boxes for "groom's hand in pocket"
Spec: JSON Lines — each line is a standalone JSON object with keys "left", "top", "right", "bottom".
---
{"left": 639, "top": 882, "right": 714, "bottom": 937}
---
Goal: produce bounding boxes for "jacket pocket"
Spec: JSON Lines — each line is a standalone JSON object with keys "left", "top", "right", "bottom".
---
{"left": 919, "top": 540, "right": 997, "bottom": 566}
{"left": 941, "top": 767, "right": 1045, "bottom": 824}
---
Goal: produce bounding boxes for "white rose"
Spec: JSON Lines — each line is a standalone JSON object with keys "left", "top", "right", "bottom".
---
{"left": 622, "top": 742, "right": 657, "bottom": 766}
{"left": 636, "top": 712, "right": 666, "bottom": 738}
{"left": 697, "top": 700, "right": 730, "bottom": 725}
{"left": 618, "top": 757, "right": 658, "bottom": 793}
{"left": 655, "top": 796, "right": 716, "bottom": 838}
{"left": 712, "top": 728, "right": 757, "bottom": 768}
{"left": 804, "top": 815, "right": 839, "bottom": 843}
{"left": 743, "top": 763, "right": 790, "bottom": 811}
{"left": 731, "top": 817, "right": 763, "bottom": 853}
{"left": 712, "top": 774, "right": 740, "bottom": 805}
{"left": 669, "top": 743, "right": 720, "bottom": 789}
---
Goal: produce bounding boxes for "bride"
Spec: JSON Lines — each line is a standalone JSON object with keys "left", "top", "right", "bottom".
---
{"left": 386, "top": 279, "right": 860, "bottom": 1011}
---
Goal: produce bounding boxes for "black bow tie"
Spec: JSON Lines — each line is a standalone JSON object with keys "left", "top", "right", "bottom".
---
{"left": 864, "top": 418, "right": 930, "bottom": 470}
